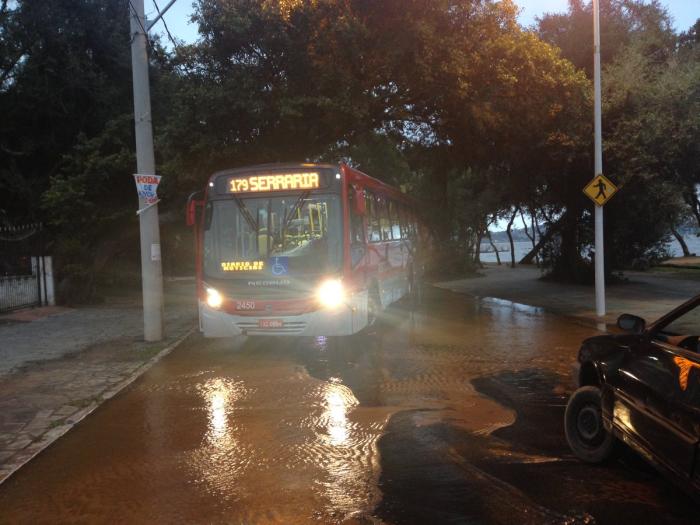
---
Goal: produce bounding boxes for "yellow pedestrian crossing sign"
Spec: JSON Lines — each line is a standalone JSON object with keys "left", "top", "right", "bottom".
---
{"left": 584, "top": 174, "right": 618, "bottom": 206}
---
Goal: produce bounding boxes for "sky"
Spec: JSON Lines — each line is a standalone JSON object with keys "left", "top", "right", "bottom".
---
{"left": 143, "top": 1, "right": 697, "bottom": 233}
{"left": 516, "top": 0, "right": 698, "bottom": 30}
{"left": 146, "top": 1, "right": 700, "bottom": 48}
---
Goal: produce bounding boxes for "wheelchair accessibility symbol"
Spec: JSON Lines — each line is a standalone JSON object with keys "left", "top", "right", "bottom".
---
{"left": 270, "top": 257, "right": 289, "bottom": 276}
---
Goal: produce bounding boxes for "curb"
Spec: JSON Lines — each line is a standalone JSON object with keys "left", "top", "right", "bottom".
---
{"left": 0, "top": 327, "right": 196, "bottom": 487}
{"left": 435, "top": 283, "right": 613, "bottom": 333}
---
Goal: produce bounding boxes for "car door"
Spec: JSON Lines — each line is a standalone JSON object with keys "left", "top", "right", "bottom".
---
{"left": 613, "top": 300, "right": 700, "bottom": 480}
{"left": 681, "top": 349, "right": 700, "bottom": 491}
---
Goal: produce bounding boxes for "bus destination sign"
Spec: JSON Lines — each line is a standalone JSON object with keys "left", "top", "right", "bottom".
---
{"left": 228, "top": 172, "right": 320, "bottom": 193}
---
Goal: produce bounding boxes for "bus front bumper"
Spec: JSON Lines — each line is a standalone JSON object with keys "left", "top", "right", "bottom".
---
{"left": 199, "top": 291, "right": 368, "bottom": 337}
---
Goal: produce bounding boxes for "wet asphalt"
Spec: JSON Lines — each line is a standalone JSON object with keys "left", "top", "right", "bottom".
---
{"left": 0, "top": 287, "right": 697, "bottom": 524}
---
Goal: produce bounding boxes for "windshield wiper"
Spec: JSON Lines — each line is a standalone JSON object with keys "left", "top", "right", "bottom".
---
{"left": 231, "top": 194, "right": 258, "bottom": 233}
{"left": 280, "top": 191, "right": 310, "bottom": 247}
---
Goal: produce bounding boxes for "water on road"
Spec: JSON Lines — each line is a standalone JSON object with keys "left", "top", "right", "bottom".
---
{"left": 0, "top": 288, "right": 696, "bottom": 524}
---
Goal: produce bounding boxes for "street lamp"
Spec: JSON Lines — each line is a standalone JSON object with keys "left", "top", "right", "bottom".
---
{"left": 593, "top": 0, "right": 606, "bottom": 318}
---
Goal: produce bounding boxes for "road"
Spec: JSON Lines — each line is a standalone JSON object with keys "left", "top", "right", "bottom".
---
{"left": 0, "top": 288, "right": 696, "bottom": 524}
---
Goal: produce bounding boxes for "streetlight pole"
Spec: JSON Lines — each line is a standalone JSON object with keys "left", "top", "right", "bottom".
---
{"left": 129, "top": 0, "right": 164, "bottom": 341}
{"left": 593, "top": 0, "right": 606, "bottom": 318}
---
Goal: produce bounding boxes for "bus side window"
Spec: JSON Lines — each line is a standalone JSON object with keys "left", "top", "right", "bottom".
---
{"left": 349, "top": 191, "right": 365, "bottom": 244}
{"left": 367, "top": 192, "right": 381, "bottom": 242}
{"left": 379, "top": 197, "right": 392, "bottom": 241}
{"left": 398, "top": 206, "right": 408, "bottom": 240}
{"left": 349, "top": 190, "right": 366, "bottom": 267}
{"left": 407, "top": 213, "right": 416, "bottom": 240}
{"left": 389, "top": 200, "right": 401, "bottom": 240}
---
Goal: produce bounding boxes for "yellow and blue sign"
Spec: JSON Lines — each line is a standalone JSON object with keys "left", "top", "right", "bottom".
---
{"left": 270, "top": 257, "right": 289, "bottom": 276}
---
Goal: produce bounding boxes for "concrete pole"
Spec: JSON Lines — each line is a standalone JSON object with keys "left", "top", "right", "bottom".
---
{"left": 593, "top": 0, "right": 606, "bottom": 318}
{"left": 129, "top": 0, "right": 164, "bottom": 341}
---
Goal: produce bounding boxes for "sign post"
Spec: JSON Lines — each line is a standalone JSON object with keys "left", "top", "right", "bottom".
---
{"left": 129, "top": 0, "right": 164, "bottom": 341}
{"left": 583, "top": 174, "right": 618, "bottom": 319}
{"left": 592, "top": 0, "right": 605, "bottom": 319}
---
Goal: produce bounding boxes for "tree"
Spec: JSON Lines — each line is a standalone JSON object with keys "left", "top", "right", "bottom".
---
{"left": 1, "top": 0, "right": 135, "bottom": 221}
{"left": 534, "top": 0, "right": 696, "bottom": 280}
{"left": 601, "top": 21, "right": 699, "bottom": 266}
{"left": 161, "top": 0, "right": 590, "bottom": 274}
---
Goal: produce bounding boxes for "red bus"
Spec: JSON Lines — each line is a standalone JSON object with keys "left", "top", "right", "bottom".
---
{"left": 187, "top": 163, "right": 422, "bottom": 337}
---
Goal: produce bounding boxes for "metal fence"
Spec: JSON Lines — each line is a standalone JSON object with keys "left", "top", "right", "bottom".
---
{"left": 0, "top": 223, "right": 48, "bottom": 312}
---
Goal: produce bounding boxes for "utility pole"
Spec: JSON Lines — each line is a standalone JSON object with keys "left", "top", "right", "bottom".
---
{"left": 593, "top": 0, "right": 605, "bottom": 318}
{"left": 129, "top": 0, "right": 164, "bottom": 341}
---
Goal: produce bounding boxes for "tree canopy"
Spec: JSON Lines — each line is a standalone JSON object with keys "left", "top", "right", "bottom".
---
{"left": 1, "top": 0, "right": 698, "bottom": 295}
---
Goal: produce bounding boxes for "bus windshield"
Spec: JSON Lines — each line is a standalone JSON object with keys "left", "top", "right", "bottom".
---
{"left": 203, "top": 194, "right": 342, "bottom": 279}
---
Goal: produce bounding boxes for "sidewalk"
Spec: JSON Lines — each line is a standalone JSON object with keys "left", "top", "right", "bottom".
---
{"left": 0, "top": 280, "right": 197, "bottom": 484}
{"left": 436, "top": 264, "right": 699, "bottom": 327}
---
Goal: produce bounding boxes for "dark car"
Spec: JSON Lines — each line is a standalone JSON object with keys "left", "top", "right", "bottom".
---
{"left": 565, "top": 293, "right": 700, "bottom": 496}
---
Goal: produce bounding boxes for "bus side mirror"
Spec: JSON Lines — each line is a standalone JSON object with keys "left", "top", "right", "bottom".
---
{"left": 186, "top": 192, "right": 204, "bottom": 227}
{"left": 353, "top": 187, "right": 366, "bottom": 215}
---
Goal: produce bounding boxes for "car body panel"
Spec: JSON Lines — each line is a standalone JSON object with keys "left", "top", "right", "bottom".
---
{"left": 574, "top": 293, "right": 700, "bottom": 497}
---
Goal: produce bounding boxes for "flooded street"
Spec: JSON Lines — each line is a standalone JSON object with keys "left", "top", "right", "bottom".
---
{"left": 0, "top": 288, "right": 696, "bottom": 524}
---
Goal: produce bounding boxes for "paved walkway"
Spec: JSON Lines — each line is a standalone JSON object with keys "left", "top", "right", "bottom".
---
{"left": 0, "top": 280, "right": 197, "bottom": 484}
{"left": 436, "top": 264, "right": 698, "bottom": 327}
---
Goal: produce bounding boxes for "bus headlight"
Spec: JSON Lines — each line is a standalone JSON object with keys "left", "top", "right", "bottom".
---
{"left": 317, "top": 279, "right": 345, "bottom": 309}
{"left": 206, "top": 287, "right": 223, "bottom": 309}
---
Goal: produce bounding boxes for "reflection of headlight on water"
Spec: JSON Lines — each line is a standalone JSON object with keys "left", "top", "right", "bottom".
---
{"left": 317, "top": 279, "right": 345, "bottom": 309}
{"left": 209, "top": 389, "right": 228, "bottom": 439}
{"left": 327, "top": 390, "right": 349, "bottom": 445}
{"left": 206, "top": 287, "right": 223, "bottom": 308}
{"left": 324, "top": 381, "right": 357, "bottom": 446}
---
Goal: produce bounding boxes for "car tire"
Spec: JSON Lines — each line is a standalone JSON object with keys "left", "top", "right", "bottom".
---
{"left": 565, "top": 386, "right": 616, "bottom": 464}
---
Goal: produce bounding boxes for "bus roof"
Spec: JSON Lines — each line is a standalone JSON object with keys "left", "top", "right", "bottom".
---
{"left": 341, "top": 164, "right": 416, "bottom": 207}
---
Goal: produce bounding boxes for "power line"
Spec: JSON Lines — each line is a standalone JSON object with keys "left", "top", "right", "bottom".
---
{"left": 128, "top": 0, "right": 148, "bottom": 39}
{"left": 152, "top": 0, "right": 179, "bottom": 50}
{"left": 128, "top": 0, "right": 165, "bottom": 61}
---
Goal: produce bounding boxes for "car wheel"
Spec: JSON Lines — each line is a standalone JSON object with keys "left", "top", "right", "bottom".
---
{"left": 565, "top": 386, "right": 616, "bottom": 463}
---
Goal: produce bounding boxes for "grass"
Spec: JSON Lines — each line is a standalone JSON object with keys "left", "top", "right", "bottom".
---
{"left": 649, "top": 266, "right": 700, "bottom": 281}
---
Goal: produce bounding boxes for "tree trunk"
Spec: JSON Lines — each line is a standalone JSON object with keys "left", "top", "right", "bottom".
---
{"left": 557, "top": 206, "right": 585, "bottom": 281}
{"left": 506, "top": 207, "right": 519, "bottom": 268}
{"left": 474, "top": 230, "right": 483, "bottom": 267}
{"left": 519, "top": 209, "right": 536, "bottom": 265}
{"left": 519, "top": 213, "right": 565, "bottom": 265}
{"left": 671, "top": 227, "right": 692, "bottom": 257}
{"left": 683, "top": 190, "right": 700, "bottom": 230}
{"left": 486, "top": 230, "right": 501, "bottom": 265}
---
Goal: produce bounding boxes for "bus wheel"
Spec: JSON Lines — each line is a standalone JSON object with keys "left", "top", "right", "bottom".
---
{"left": 367, "top": 286, "right": 381, "bottom": 327}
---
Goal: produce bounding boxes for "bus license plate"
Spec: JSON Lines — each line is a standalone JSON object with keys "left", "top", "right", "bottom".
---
{"left": 259, "top": 319, "right": 284, "bottom": 329}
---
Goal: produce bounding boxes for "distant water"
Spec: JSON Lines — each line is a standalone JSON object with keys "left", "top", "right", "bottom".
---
{"left": 480, "top": 236, "right": 700, "bottom": 264}
{"left": 668, "top": 236, "right": 700, "bottom": 257}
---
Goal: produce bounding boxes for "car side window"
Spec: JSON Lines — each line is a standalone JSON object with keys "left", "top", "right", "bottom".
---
{"left": 661, "top": 304, "right": 700, "bottom": 337}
